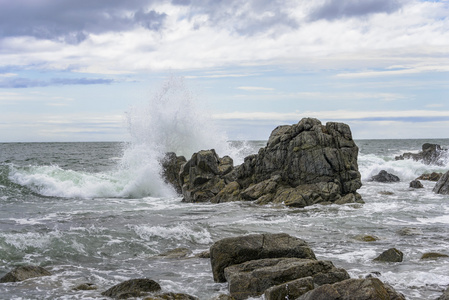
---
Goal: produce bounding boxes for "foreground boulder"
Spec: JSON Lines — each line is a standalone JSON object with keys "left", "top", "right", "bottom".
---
{"left": 0, "top": 265, "right": 51, "bottom": 283}
{"left": 297, "top": 278, "right": 406, "bottom": 300}
{"left": 395, "top": 143, "right": 447, "bottom": 165}
{"left": 173, "top": 118, "right": 363, "bottom": 207}
{"left": 210, "top": 233, "right": 316, "bottom": 282}
{"left": 433, "top": 171, "right": 449, "bottom": 195}
{"left": 102, "top": 278, "right": 161, "bottom": 298}
{"left": 224, "top": 258, "right": 349, "bottom": 300}
{"left": 370, "top": 170, "right": 400, "bottom": 183}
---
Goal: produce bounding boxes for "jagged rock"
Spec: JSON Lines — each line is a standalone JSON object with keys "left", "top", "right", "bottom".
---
{"left": 370, "top": 170, "right": 400, "bottom": 183}
{"left": 438, "top": 286, "right": 449, "bottom": 300}
{"left": 179, "top": 149, "right": 232, "bottom": 202}
{"left": 410, "top": 179, "right": 424, "bottom": 188}
{"left": 210, "top": 233, "right": 316, "bottom": 283}
{"left": 161, "top": 152, "right": 187, "bottom": 194}
{"left": 102, "top": 278, "right": 161, "bottom": 298}
{"left": 395, "top": 143, "right": 447, "bottom": 165}
{"left": 297, "top": 278, "right": 406, "bottom": 300}
{"left": 224, "top": 258, "right": 349, "bottom": 300}
{"left": 373, "top": 248, "right": 403, "bottom": 262}
{"left": 143, "top": 292, "right": 198, "bottom": 300}
{"left": 263, "top": 276, "right": 314, "bottom": 300}
{"left": 433, "top": 171, "right": 449, "bottom": 195}
{"left": 0, "top": 265, "right": 51, "bottom": 283}
{"left": 420, "top": 252, "right": 449, "bottom": 260}
{"left": 417, "top": 172, "right": 443, "bottom": 181}
{"left": 177, "top": 118, "right": 363, "bottom": 206}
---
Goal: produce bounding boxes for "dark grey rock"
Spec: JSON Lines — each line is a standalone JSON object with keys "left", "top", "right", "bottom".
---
{"left": 161, "top": 152, "right": 187, "bottom": 194}
{"left": 438, "top": 286, "right": 449, "bottom": 300}
{"left": 177, "top": 118, "right": 363, "bottom": 206}
{"left": 371, "top": 170, "right": 400, "bottom": 183}
{"left": 224, "top": 258, "right": 349, "bottom": 300}
{"left": 373, "top": 248, "right": 404, "bottom": 263}
{"left": 433, "top": 171, "right": 449, "bottom": 195}
{"left": 395, "top": 143, "right": 447, "bottom": 165}
{"left": 297, "top": 278, "right": 406, "bottom": 300}
{"left": 210, "top": 233, "right": 316, "bottom": 283}
{"left": 263, "top": 277, "right": 314, "bottom": 300}
{"left": 101, "top": 278, "right": 161, "bottom": 298}
{"left": 420, "top": 252, "right": 449, "bottom": 260}
{"left": 0, "top": 265, "right": 51, "bottom": 283}
{"left": 410, "top": 179, "right": 424, "bottom": 189}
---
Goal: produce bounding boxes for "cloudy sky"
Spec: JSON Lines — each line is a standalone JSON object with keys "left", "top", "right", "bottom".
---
{"left": 0, "top": 0, "right": 448, "bottom": 142}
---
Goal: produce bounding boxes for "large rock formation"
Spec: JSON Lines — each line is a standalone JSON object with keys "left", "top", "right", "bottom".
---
{"left": 433, "top": 170, "right": 449, "bottom": 195}
{"left": 166, "top": 118, "right": 363, "bottom": 207}
{"left": 210, "top": 233, "right": 316, "bottom": 282}
{"left": 395, "top": 143, "right": 448, "bottom": 165}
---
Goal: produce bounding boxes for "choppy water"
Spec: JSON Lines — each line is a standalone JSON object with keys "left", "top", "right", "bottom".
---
{"left": 0, "top": 139, "right": 448, "bottom": 299}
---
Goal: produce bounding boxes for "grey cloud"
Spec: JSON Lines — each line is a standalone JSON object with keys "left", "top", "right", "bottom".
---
{"left": 0, "top": 0, "right": 166, "bottom": 43}
{"left": 177, "top": 0, "right": 299, "bottom": 35}
{"left": 309, "top": 0, "right": 403, "bottom": 21}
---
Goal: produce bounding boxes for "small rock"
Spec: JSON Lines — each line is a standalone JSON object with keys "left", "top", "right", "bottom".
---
{"left": 355, "top": 235, "right": 379, "bottom": 242}
{"left": 0, "top": 265, "right": 52, "bottom": 283}
{"left": 417, "top": 172, "right": 443, "bottom": 181}
{"left": 409, "top": 180, "right": 424, "bottom": 189}
{"left": 102, "top": 278, "right": 161, "bottom": 298}
{"left": 143, "top": 292, "right": 198, "bottom": 300}
{"left": 371, "top": 170, "right": 400, "bottom": 183}
{"left": 156, "top": 248, "right": 192, "bottom": 259}
{"left": 420, "top": 252, "right": 449, "bottom": 260}
{"left": 396, "top": 227, "right": 422, "bottom": 236}
{"left": 73, "top": 283, "right": 97, "bottom": 291}
{"left": 373, "top": 248, "right": 403, "bottom": 263}
{"left": 195, "top": 250, "right": 210, "bottom": 259}
{"left": 210, "top": 295, "right": 235, "bottom": 300}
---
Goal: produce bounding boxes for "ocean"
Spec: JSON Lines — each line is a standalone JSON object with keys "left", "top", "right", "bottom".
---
{"left": 0, "top": 138, "right": 448, "bottom": 300}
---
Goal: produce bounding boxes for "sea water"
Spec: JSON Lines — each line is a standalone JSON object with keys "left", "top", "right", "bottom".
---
{"left": 0, "top": 79, "right": 448, "bottom": 299}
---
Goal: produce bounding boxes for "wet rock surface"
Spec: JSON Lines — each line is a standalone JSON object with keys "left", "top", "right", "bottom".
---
{"left": 101, "top": 278, "right": 161, "bottom": 298}
{"left": 373, "top": 248, "right": 404, "bottom": 263}
{"left": 395, "top": 143, "right": 448, "bottom": 165}
{"left": 167, "top": 118, "right": 363, "bottom": 207}
{"left": 210, "top": 233, "right": 404, "bottom": 300}
{"left": 0, "top": 265, "right": 51, "bottom": 283}
{"left": 433, "top": 170, "right": 449, "bottom": 195}
{"left": 370, "top": 170, "right": 400, "bottom": 183}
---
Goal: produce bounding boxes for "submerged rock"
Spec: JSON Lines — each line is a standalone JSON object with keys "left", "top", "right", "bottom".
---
{"left": 438, "top": 286, "right": 449, "bottom": 300}
{"left": 370, "top": 170, "right": 400, "bottom": 183}
{"left": 420, "top": 252, "right": 449, "bottom": 260}
{"left": 73, "top": 283, "right": 97, "bottom": 291}
{"left": 297, "top": 278, "right": 406, "bottom": 300}
{"left": 373, "top": 248, "right": 404, "bottom": 263}
{"left": 409, "top": 179, "right": 424, "bottom": 189}
{"left": 417, "top": 172, "right": 443, "bottom": 181}
{"left": 210, "top": 233, "right": 316, "bottom": 283}
{"left": 395, "top": 143, "right": 447, "bottom": 165}
{"left": 0, "top": 265, "right": 51, "bottom": 283}
{"left": 433, "top": 171, "right": 449, "bottom": 195}
{"left": 102, "top": 278, "right": 161, "bottom": 298}
{"left": 173, "top": 118, "right": 363, "bottom": 207}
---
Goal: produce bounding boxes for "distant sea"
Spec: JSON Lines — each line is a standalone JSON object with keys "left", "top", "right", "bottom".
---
{"left": 0, "top": 138, "right": 448, "bottom": 299}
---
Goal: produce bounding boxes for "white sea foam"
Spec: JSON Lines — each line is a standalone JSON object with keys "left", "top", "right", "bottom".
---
{"left": 7, "top": 76, "right": 249, "bottom": 199}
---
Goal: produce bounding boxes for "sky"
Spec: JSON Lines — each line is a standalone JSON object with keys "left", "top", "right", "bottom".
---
{"left": 0, "top": 0, "right": 448, "bottom": 142}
